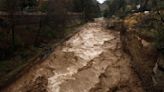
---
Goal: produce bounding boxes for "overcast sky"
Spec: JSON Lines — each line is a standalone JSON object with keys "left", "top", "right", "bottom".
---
{"left": 97, "top": 0, "right": 106, "bottom": 3}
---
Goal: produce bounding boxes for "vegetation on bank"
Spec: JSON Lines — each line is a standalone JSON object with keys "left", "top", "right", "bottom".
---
{"left": 103, "top": 0, "right": 164, "bottom": 54}
{"left": 103, "top": 1, "right": 164, "bottom": 91}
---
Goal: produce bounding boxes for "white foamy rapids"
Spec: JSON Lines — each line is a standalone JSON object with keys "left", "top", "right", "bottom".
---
{"left": 63, "top": 28, "right": 113, "bottom": 61}
{"left": 48, "top": 67, "right": 77, "bottom": 92}
{"left": 48, "top": 24, "right": 114, "bottom": 92}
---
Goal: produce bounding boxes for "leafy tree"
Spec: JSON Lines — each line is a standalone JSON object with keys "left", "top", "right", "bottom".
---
{"left": 72, "top": 0, "right": 101, "bottom": 21}
{"left": 18, "top": 0, "right": 37, "bottom": 11}
{"left": 38, "top": 0, "right": 48, "bottom": 12}
{"left": 105, "top": 0, "right": 126, "bottom": 18}
{"left": 139, "top": 0, "right": 150, "bottom": 11}
{"left": 37, "top": 0, "right": 69, "bottom": 40}
{"left": 3, "top": 0, "right": 19, "bottom": 50}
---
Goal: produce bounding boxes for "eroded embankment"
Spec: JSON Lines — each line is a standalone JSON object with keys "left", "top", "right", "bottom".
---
{"left": 1, "top": 20, "right": 144, "bottom": 92}
{"left": 119, "top": 12, "right": 164, "bottom": 92}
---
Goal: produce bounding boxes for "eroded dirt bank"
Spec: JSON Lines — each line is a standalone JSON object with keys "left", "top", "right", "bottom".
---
{"left": 1, "top": 20, "right": 144, "bottom": 92}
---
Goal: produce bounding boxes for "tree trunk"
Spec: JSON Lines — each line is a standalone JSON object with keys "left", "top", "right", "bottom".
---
{"left": 34, "top": 18, "right": 42, "bottom": 46}
{"left": 9, "top": 13, "right": 16, "bottom": 50}
{"left": 11, "top": 24, "right": 15, "bottom": 50}
{"left": 140, "top": 0, "right": 149, "bottom": 11}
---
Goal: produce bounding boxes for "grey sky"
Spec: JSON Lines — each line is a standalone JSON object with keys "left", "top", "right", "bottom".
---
{"left": 97, "top": 0, "right": 106, "bottom": 3}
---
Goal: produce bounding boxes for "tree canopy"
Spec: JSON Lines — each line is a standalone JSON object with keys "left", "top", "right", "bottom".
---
{"left": 72, "top": 0, "right": 101, "bottom": 21}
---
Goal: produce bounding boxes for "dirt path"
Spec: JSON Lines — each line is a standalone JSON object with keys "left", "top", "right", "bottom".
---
{"left": 1, "top": 20, "right": 144, "bottom": 92}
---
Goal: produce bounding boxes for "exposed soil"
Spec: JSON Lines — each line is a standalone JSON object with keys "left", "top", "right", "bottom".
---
{"left": 1, "top": 19, "right": 144, "bottom": 92}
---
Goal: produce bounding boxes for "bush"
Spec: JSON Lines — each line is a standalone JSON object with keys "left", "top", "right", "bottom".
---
{"left": 155, "top": 25, "right": 164, "bottom": 54}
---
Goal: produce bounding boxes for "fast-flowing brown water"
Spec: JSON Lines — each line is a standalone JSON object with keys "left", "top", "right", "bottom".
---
{"left": 2, "top": 19, "right": 144, "bottom": 92}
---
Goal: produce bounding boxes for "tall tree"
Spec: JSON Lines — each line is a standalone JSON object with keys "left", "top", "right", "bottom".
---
{"left": 72, "top": 0, "right": 101, "bottom": 21}
{"left": 139, "top": 0, "right": 150, "bottom": 11}
{"left": 19, "top": 0, "right": 37, "bottom": 11}
{"left": 106, "top": 0, "right": 126, "bottom": 17}
{"left": 47, "top": 0, "right": 69, "bottom": 38}
{"left": 4, "top": 0, "right": 19, "bottom": 49}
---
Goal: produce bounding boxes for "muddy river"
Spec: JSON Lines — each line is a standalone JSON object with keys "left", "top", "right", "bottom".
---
{"left": 2, "top": 20, "right": 144, "bottom": 92}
